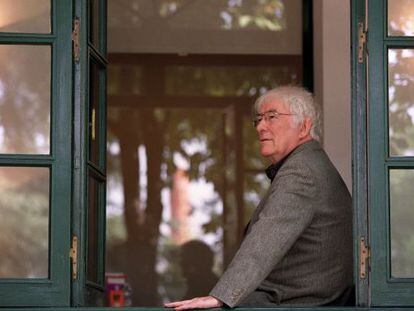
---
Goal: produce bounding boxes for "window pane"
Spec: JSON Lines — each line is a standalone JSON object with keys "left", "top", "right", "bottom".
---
{"left": 165, "top": 64, "right": 300, "bottom": 97}
{"left": 243, "top": 114, "right": 267, "bottom": 169}
{"left": 106, "top": 107, "right": 225, "bottom": 305}
{"left": 0, "top": 167, "right": 49, "bottom": 278}
{"left": 0, "top": 45, "right": 51, "bottom": 154}
{"left": 90, "top": 0, "right": 101, "bottom": 48}
{"left": 243, "top": 173, "right": 268, "bottom": 227}
{"left": 390, "top": 169, "right": 414, "bottom": 277}
{"left": 0, "top": 0, "right": 50, "bottom": 33}
{"left": 388, "top": 0, "right": 414, "bottom": 36}
{"left": 388, "top": 49, "right": 414, "bottom": 156}
{"left": 108, "top": 0, "right": 302, "bottom": 55}
{"left": 108, "top": 65, "right": 143, "bottom": 95}
{"left": 106, "top": 54, "right": 302, "bottom": 306}
{"left": 89, "top": 60, "right": 101, "bottom": 165}
{"left": 87, "top": 172, "right": 100, "bottom": 283}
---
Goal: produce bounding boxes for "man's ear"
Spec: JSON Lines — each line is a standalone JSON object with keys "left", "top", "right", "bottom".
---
{"left": 299, "top": 117, "right": 312, "bottom": 139}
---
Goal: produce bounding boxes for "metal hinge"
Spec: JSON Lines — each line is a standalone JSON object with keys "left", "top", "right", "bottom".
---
{"left": 360, "top": 236, "right": 370, "bottom": 279}
{"left": 72, "top": 18, "right": 80, "bottom": 62}
{"left": 69, "top": 235, "right": 78, "bottom": 280}
{"left": 358, "top": 22, "right": 367, "bottom": 63}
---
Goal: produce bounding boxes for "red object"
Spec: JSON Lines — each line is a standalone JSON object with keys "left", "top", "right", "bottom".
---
{"left": 106, "top": 273, "right": 127, "bottom": 307}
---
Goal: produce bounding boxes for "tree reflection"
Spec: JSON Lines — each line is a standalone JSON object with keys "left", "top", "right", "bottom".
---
{"left": 390, "top": 170, "right": 414, "bottom": 277}
{"left": 109, "top": 0, "right": 285, "bottom": 31}
{"left": 107, "top": 107, "right": 225, "bottom": 305}
{"left": 388, "top": 0, "right": 414, "bottom": 36}
{"left": 0, "top": 45, "right": 50, "bottom": 154}
{"left": 388, "top": 48, "right": 414, "bottom": 277}
{"left": 0, "top": 168, "right": 49, "bottom": 278}
{"left": 106, "top": 58, "right": 299, "bottom": 305}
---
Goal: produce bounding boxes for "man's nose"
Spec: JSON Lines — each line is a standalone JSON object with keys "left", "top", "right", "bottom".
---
{"left": 256, "top": 118, "right": 266, "bottom": 132}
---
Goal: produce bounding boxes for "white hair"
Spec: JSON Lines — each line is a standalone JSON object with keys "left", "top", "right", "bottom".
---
{"left": 254, "top": 86, "right": 321, "bottom": 141}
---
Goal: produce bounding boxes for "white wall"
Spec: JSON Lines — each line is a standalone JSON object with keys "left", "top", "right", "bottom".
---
{"left": 314, "top": 0, "right": 352, "bottom": 190}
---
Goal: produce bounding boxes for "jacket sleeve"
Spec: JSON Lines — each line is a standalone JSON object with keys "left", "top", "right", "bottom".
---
{"left": 209, "top": 160, "right": 318, "bottom": 307}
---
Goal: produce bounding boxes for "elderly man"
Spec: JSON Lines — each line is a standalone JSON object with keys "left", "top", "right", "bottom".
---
{"left": 165, "top": 86, "right": 353, "bottom": 309}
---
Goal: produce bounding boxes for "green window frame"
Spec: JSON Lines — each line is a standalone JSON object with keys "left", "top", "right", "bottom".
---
{"left": 71, "top": 0, "right": 107, "bottom": 307}
{"left": 5, "top": 0, "right": 414, "bottom": 309}
{"left": 366, "top": 0, "right": 414, "bottom": 306}
{"left": 0, "top": 1, "right": 73, "bottom": 306}
{"left": 353, "top": 0, "right": 414, "bottom": 307}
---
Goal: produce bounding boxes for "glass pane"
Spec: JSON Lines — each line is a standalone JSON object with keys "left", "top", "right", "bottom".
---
{"left": 106, "top": 107, "right": 225, "bottom": 305}
{"left": 390, "top": 169, "right": 414, "bottom": 277}
{"left": 87, "top": 172, "right": 100, "bottom": 283}
{"left": 90, "top": 0, "right": 100, "bottom": 48}
{"left": 89, "top": 60, "right": 100, "bottom": 165}
{"left": 243, "top": 114, "right": 267, "bottom": 169}
{"left": 108, "top": 0, "right": 302, "bottom": 55}
{"left": 388, "top": 0, "right": 414, "bottom": 36}
{"left": 0, "top": 0, "right": 50, "bottom": 33}
{"left": 388, "top": 49, "right": 414, "bottom": 156}
{"left": 0, "top": 45, "right": 51, "bottom": 154}
{"left": 106, "top": 54, "right": 303, "bottom": 306}
{"left": 108, "top": 65, "right": 143, "bottom": 95}
{"left": 0, "top": 167, "right": 49, "bottom": 278}
{"left": 243, "top": 173, "right": 268, "bottom": 228}
{"left": 165, "top": 64, "right": 300, "bottom": 97}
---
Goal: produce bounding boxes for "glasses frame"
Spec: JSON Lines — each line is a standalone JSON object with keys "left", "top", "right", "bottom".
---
{"left": 253, "top": 109, "right": 296, "bottom": 127}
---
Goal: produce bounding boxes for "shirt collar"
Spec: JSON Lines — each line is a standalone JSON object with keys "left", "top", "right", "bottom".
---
{"left": 265, "top": 140, "right": 317, "bottom": 181}
{"left": 265, "top": 158, "right": 286, "bottom": 181}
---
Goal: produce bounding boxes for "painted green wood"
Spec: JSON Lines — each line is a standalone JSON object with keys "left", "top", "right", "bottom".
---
{"left": 351, "top": 0, "right": 369, "bottom": 307}
{"left": 368, "top": 0, "right": 414, "bottom": 306}
{"left": 0, "top": 36, "right": 55, "bottom": 43}
{"left": 0, "top": 308, "right": 372, "bottom": 311}
{"left": 0, "top": 0, "right": 72, "bottom": 306}
{"left": 72, "top": 0, "right": 107, "bottom": 306}
{"left": 72, "top": 0, "right": 89, "bottom": 306}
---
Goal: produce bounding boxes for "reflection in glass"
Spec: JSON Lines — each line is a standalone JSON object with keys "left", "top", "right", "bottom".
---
{"left": 108, "top": 0, "right": 302, "bottom": 55}
{"left": 89, "top": 60, "right": 101, "bottom": 165}
{"left": 388, "top": 0, "right": 414, "bottom": 36}
{"left": 390, "top": 169, "right": 414, "bottom": 277}
{"left": 0, "top": 0, "right": 50, "bottom": 33}
{"left": 157, "top": 0, "right": 286, "bottom": 31}
{"left": 388, "top": 49, "right": 414, "bottom": 156}
{"left": 90, "top": 0, "right": 100, "bottom": 48}
{"left": 106, "top": 55, "right": 302, "bottom": 305}
{"left": 0, "top": 45, "right": 51, "bottom": 154}
{"left": 0, "top": 167, "right": 49, "bottom": 278}
{"left": 243, "top": 115, "right": 267, "bottom": 169}
{"left": 108, "top": 65, "right": 143, "bottom": 95}
{"left": 106, "top": 107, "right": 225, "bottom": 305}
{"left": 243, "top": 173, "right": 268, "bottom": 227}
{"left": 166, "top": 65, "right": 300, "bottom": 97}
{"left": 87, "top": 172, "right": 100, "bottom": 283}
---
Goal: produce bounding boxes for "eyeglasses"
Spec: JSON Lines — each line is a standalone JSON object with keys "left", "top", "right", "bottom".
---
{"left": 253, "top": 109, "right": 296, "bottom": 127}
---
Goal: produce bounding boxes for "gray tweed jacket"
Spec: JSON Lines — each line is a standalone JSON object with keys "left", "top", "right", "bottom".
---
{"left": 210, "top": 140, "right": 353, "bottom": 307}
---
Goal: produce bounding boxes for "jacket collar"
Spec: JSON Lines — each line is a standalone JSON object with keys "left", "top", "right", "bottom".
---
{"left": 265, "top": 139, "right": 320, "bottom": 181}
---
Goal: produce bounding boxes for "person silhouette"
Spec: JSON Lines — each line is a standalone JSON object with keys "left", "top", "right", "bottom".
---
{"left": 179, "top": 240, "right": 218, "bottom": 300}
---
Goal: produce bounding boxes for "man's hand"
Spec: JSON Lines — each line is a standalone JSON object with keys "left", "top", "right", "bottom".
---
{"left": 164, "top": 295, "right": 223, "bottom": 310}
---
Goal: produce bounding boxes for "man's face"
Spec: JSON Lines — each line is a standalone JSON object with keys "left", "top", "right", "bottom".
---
{"left": 255, "top": 99, "right": 307, "bottom": 163}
